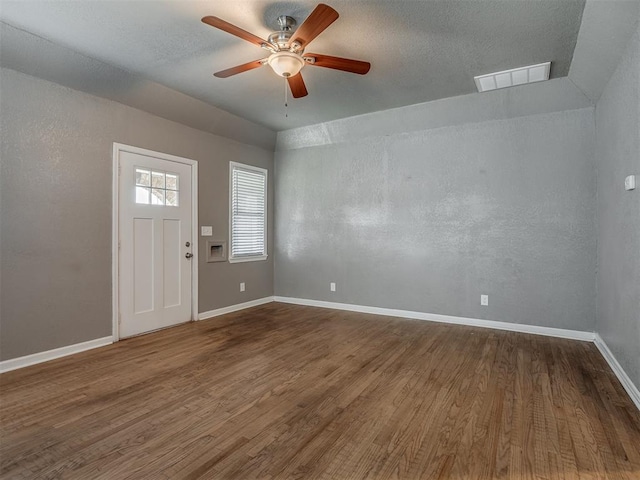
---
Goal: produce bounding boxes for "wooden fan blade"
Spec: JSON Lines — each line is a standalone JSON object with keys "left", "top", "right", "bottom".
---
{"left": 214, "top": 59, "right": 266, "bottom": 78}
{"left": 202, "top": 16, "right": 267, "bottom": 48}
{"left": 291, "top": 4, "right": 339, "bottom": 48}
{"left": 306, "top": 54, "right": 371, "bottom": 75}
{"left": 287, "top": 73, "right": 308, "bottom": 98}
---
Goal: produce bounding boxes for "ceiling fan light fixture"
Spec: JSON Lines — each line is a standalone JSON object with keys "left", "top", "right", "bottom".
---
{"left": 268, "top": 51, "right": 305, "bottom": 78}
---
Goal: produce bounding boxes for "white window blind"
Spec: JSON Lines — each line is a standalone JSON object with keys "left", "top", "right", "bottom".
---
{"left": 230, "top": 162, "right": 267, "bottom": 262}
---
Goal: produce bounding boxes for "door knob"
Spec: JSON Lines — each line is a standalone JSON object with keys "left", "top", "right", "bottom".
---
{"left": 185, "top": 252, "right": 194, "bottom": 259}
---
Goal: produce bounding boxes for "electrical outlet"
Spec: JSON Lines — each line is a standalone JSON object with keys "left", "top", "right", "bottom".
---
{"left": 330, "top": 282, "right": 336, "bottom": 292}
{"left": 240, "top": 282, "right": 245, "bottom": 292}
{"left": 480, "top": 294, "right": 488, "bottom": 306}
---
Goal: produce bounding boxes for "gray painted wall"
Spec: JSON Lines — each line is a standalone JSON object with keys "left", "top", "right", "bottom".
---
{"left": 275, "top": 108, "right": 597, "bottom": 331}
{"left": 277, "top": 77, "right": 592, "bottom": 151}
{"left": 0, "top": 23, "right": 277, "bottom": 151}
{"left": 0, "top": 67, "right": 274, "bottom": 361}
{"left": 569, "top": 0, "right": 640, "bottom": 102}
{"left": 595, "top": 23, "right": 640, "bottom": 390}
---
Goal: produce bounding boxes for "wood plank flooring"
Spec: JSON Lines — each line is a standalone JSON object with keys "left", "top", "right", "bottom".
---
{"left": 1, "top": 302, "right": 639, "bottom": 479}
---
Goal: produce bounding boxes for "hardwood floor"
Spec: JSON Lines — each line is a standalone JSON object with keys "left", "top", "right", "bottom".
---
{"left": 1, "top": 303, "right": 639, "bottom": 479}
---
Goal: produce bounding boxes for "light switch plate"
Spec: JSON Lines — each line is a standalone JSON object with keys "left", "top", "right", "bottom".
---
{"left": 201, "top": 226, "right": 213, "bottom": 236}
{"left": 625, "top": 175, "right": 636, "bottom": 191}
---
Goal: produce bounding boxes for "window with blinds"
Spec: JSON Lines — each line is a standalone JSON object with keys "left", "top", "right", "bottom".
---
{"left": 229, "top": 162, "right": 267, "bottom": 262}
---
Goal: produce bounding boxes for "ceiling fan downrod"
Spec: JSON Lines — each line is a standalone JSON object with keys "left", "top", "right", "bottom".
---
{"left": 277, "top": 15, "right": 296, "bottom": 32}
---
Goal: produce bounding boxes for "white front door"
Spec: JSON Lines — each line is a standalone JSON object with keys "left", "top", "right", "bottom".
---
{"left": 118, "top": 150, "right": 194, "bottom": 338}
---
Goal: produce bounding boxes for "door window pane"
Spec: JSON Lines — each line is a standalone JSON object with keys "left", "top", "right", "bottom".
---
{"left": 152, "top": 171, "right": 165, "bottom": 188}
{"left": 166, "top": 190, "right": 179, "bottom": 207}
{"left": 166, "top": 174, "right": 178, "bottom": 190}
{"left": 136, "top": 186, "right": 150, "bottom": 204}
{"left": 136, "top": 169, "right": 151, "bottom": 187}
{"left": 151, "top": 189, "right": 165, "bottom": 205}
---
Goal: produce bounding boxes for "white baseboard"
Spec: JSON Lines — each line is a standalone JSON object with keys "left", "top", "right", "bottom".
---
{"left": 1, "top": 297, "right": 277, "bottom": 374}
{"left": 274, "top": 296, "right": 640, "bottom": 411}
{"left": 0, "top": 336, "right": 114, "bottom": 374}
{"left": 273, "top": 296, "right": 596, "bottom": 342}
{"left": 5, "top": 299, "right": 637, "bottom": 413}
{"left": 198, "top": 296, "right": 275, "bottom": 320}
{"left": 594, "top": 334, "right": 640, "bottom": 411}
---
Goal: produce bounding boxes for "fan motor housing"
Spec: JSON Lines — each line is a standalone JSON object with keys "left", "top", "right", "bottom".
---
{"left": 268, "top": 30, "right": 293, "bottom": 50}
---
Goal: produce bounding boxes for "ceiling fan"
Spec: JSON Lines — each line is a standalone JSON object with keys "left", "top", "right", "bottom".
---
{"left": 201, "top": 3, "right": 371, "bottom": 99}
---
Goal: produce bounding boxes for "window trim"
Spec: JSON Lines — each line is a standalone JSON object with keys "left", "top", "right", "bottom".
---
{"left": 228, "top": 161, "right": 268, "bottom": 263}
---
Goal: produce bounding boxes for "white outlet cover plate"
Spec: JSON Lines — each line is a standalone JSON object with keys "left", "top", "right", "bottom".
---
{"left": 625, "top": 175, "right": 636, "bottom": 191}
{"left": 201, "top": 226, "right": 213, "bottom": 236}
{"left": 330, "top": 282, "right": 336, "bottom": 292}
{"left": 481, "top": 295, "right": 489, "bottom": 306}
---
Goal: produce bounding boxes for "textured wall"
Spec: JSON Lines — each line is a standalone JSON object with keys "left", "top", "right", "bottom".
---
{"left": 595, "top": 23, "right": 640, "bottom": 390}
{"left": 0, "top": 23, "right": 277, "bottom": 151}
{"left": 275, "top": 108, "right": 596, "bottom": 331}
{"left": 569, "top": 0, "right": 640, "bottom": 102}
{"left": 277, "top": 77, "right": 592, "bottom": 151}
{"left": 0, "top": 68, "right": 274, "bottom": 361}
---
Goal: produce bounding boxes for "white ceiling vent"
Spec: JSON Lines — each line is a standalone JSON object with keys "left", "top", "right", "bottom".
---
{"left": 474, "top": 62, "right": 551, "bottom": 93}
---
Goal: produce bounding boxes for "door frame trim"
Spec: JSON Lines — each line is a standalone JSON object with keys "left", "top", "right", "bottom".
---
{"left": 112, "top": 143, "right": 199, "bottom": 341}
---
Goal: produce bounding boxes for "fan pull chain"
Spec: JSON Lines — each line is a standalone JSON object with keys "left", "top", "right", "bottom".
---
{"left": 284, "top": 78, "right": 289, "bottom": 118}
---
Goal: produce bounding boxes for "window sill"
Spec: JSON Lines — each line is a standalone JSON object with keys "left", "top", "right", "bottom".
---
{"left": 228, "top": 255, "right": 268, "bottom": 264}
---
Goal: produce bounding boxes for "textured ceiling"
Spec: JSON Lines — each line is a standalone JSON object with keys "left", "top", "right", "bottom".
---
{"left": 0, "top": 0, "right": 586, "bottom": 131}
